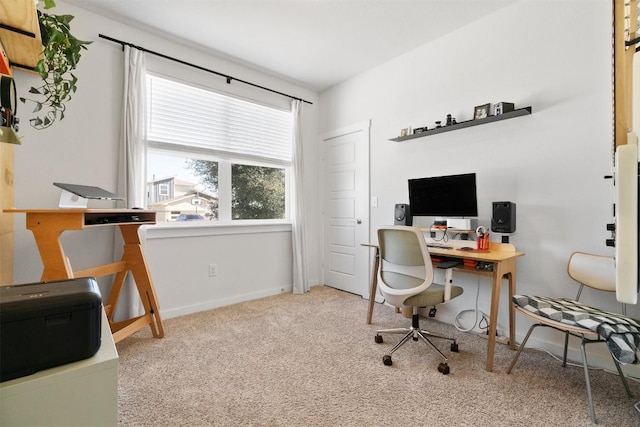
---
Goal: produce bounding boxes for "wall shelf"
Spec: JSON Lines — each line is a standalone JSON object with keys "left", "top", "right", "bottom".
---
{"left": 390, "top": 106, "right": 532, "bottom": 142}
{"left": 0, "top": 0, "right": 43, "bottom": 72}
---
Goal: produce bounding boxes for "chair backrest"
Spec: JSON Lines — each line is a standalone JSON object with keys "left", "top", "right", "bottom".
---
{"left": 377, "top": 226, "right": 434, "bottom": 307}
{"left": 567, "top": 251, "right": 616, "bottom": 292}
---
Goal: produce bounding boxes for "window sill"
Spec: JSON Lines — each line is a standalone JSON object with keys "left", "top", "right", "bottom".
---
{"left": 145, "top": 221, "right": 292, "bottom": 240}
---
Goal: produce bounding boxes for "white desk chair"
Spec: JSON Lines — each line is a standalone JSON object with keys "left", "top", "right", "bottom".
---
{"left": 374, "top": 226, "right": 463, "bottom": 374}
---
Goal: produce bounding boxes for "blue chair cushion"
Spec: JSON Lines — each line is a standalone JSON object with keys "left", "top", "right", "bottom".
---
{"left": 513, "top": 295, "right": 640, "bottom": 365}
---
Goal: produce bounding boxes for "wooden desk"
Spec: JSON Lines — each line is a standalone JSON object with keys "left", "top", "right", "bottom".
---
{"left": 5, "top": 209, "right": 164, "bottom": 343}
{"left": 364, "top": 240, "right": 524, "bottom": 372}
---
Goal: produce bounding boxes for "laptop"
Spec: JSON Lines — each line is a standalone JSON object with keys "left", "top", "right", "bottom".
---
{"left": 53, "top": 183, "right": 124, "bottom": 201}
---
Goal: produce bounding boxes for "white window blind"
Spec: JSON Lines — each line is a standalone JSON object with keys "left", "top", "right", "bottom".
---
{"left": 147, "top": 75, "right": 292, "bottom": 164}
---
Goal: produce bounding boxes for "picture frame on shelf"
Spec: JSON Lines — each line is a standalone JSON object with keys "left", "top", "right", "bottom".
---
{"left": 474, "top": 103, "right": 491, "bottom": 120}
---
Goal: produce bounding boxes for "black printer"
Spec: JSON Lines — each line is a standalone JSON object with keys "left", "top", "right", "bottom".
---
{"left": 0, "top": 277, "right": 102, "bottom": 382}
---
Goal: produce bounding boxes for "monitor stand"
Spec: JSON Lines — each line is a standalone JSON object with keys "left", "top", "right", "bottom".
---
{"left": 446, "top": 218, "right": 477, "bottom": 230}
{"left": 58, "top": 190, "right": 88, "bottom": 209}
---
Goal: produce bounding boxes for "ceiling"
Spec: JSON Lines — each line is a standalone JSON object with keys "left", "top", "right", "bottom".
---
{"left": 62, "top": 0, "right": 517, "bottom": 92}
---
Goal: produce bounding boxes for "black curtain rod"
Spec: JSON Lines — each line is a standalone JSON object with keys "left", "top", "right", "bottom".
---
{"left": 98, "top": 34, "right": 313, "bottom": 105}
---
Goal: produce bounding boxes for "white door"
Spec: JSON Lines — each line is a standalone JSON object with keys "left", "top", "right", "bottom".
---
{"left": 322, "top": 121, "right": 370, "bottom": 297}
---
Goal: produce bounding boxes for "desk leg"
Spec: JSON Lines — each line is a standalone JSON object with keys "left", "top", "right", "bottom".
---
{"left": 366, "top": 247, "right": 380, "bottom": 324}
{"left": 486, "top": 270, "right": 501, "bottom": 372}
{"left": 107, "top": 225, "right": 165, "bottom": 343}
{"left": 29, "top": 225, "right": 74, "bottom": 281}
{"left": 122, "top": 242, "right": 164, "bottom": 339}
{"left": 485, "top": 258, "right": 518, "bottom": 372}
{"left": 506, "top": 260, "right": 517, "bottom": 351}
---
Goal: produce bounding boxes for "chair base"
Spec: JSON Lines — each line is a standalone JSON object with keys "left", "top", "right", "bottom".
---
{"left": 375, "top": 308, "right": 458, "bottom": 374}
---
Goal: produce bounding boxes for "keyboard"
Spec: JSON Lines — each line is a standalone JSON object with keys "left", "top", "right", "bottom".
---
{"left": 427, "top": 244, "right": 452, "bottom": 249}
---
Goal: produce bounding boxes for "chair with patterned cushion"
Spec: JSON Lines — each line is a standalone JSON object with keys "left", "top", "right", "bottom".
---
{"left": 373, "top": 226, "right": 463, "bottom": 374}
{"left": 507, "top": 251, "right": 639, "bottom": 424}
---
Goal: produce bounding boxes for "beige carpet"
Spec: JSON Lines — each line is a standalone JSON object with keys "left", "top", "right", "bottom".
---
{"left": 116, "top": 286, "right": 640, "bottom": 426}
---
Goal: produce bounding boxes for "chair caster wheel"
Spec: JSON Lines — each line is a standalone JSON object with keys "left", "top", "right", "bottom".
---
{"left": 383, "top": 355, "right": 393, "bottom": 366}
{"left": 375, "top": 334, "right": 383, "bottom": 344}
{"left": 438, "top": 363, "right": 450, "bottom": 375}
{"left": 451, "top": 342, "right": 459, "bottom": 352}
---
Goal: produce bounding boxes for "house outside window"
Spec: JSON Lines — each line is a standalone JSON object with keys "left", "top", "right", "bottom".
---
{"left": 145, "top": 74, "right": 292, "bottom": 223}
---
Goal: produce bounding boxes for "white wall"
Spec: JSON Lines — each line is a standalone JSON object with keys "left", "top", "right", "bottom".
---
{"left": 320, "top": 0, "right": 639, "bottom": 370}
{"left": 10, "top": 1, "right": 322, "bottom": 317}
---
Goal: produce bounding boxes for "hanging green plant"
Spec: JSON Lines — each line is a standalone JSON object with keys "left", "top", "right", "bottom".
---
{"left": 19, "top": 0, "right": 92, "bottom": 130}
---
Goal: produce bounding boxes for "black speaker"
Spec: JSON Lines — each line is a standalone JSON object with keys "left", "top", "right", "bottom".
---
{"left": 394, "top": 203, "right": 412, "bottom": 226}
{"left": 491, "top": 201, "right": 516, "bottom": 233}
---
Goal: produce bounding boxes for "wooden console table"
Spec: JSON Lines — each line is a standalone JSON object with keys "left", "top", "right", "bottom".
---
{"left": 365, "top": 239, "right": 524, "bottom": 372}
{"left": 5, "top": 209, "right": 164, "bottom": 343}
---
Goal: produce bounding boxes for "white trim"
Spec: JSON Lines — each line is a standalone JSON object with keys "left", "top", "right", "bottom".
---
{"left": 145, "top": 222, "right": 292, "bottom": 240}
{"left": 160, "top": 285, "right": 292, "bottom": 319}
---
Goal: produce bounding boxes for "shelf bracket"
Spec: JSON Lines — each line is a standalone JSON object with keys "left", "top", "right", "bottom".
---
{"left": 0, "top": 22, "right": 36, "bottom": 38}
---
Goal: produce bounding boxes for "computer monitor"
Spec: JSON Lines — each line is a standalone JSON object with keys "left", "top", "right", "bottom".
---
{"left": 408, "top": 173, "right": 478, "bottom": 218}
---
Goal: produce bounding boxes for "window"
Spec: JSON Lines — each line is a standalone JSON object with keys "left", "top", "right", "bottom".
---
{"left": 145, "top": 74, "right": 292, "bottom": 223}
{"left": 158, "top": 183, "right": 169, "bottom": 196}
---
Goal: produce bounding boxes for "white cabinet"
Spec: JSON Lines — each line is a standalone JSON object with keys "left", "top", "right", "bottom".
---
{"left": 0, "top": 310, "right": 119, "bottom": 426}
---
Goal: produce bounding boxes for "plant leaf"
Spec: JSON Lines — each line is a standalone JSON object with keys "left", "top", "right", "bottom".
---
{"left": 28, "top": 3, "right": 89, "bottom": 130}
{"left": 34, "top": 60, "right": 46, "bottom": 76}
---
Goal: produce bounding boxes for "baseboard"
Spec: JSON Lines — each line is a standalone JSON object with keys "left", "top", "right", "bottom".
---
{"left": 476, "top": 331, "right": 510, "bottom": 346}
{"left": 160, "top": 285, "right": 292, "bottom": 319}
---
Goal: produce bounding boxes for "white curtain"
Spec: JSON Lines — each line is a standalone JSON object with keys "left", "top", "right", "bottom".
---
{"left": 291, "top": 99, "right": 309, "bottom": 293}
{"left": 114, "top": 46, "right": 147, "bottom": 318}
{"left": 118, "top": 45, "right": 147, "bottom": 209}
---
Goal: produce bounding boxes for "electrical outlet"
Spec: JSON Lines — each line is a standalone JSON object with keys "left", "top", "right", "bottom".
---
{"left": 209, "top": 263, "right": 218, "bottom": 277}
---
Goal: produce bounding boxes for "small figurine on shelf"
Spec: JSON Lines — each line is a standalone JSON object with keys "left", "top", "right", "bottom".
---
{"left": 435, "top": 121, "right": 442, "bottom": 128}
